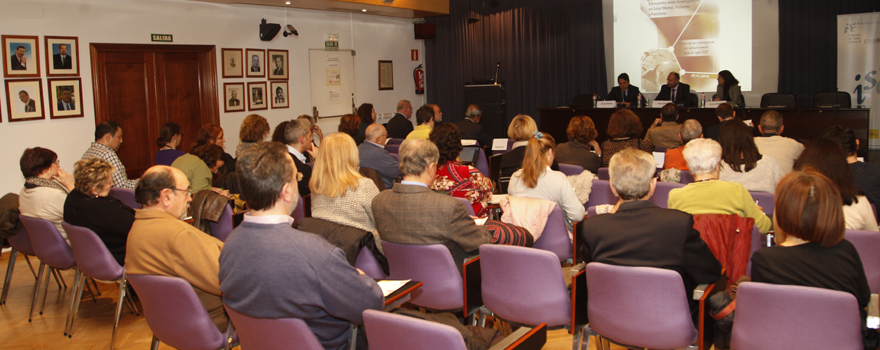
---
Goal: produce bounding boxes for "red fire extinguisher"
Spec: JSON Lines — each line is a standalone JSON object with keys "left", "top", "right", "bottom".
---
{"left": 413, "top": 64, "right": 425, "bottom": 95}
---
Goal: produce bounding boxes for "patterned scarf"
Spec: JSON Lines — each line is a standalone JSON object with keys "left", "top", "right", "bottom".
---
{"left": 24, "top": 177, "right": 70, "bottom": 193}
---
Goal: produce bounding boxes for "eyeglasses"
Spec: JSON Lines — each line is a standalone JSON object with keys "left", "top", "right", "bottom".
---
{"left": 168, "top": 187, "right": 192, "bottom": 196}
{"left": 53, "top": 159, "right": 60, "bottom": 165}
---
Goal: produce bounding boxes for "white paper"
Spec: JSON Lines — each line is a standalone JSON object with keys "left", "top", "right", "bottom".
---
{"left": 489, "top": 194, "right": 507, "bottom": 205}
{"left": 653, "top": 152, "right": 665, "bottom": 169}
{"left": 474, "top": 217, "right": 488, "bottom": 226}
{"left": 705, "top": 101, "right": 726, "bottom": 108}
{"left": 377, "top": 279, "right": 411, "bottom": 297}
{"left": 461, "top": 139, "right": 478, "bottom": 146}
{"left": 596, "top": 101, "right": 617, "bottom": 108}
{"left": 652, "top": 100, "right": 672, "bottom": 108}
{"left": 492, "top": 138, "right": 509, "bottom": 150}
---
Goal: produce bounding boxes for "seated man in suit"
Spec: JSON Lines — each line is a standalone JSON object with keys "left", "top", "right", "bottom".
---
{"left": 385, "top": 99, "right": 414, "bottom": 139}
{"left": 655, "top": 72, "right": 694, "bottom": 107}
{"left": 359, "top": 124, "right": 401, "bottom": 189}
{"left": 455, "top": 104, "right": 493, "bottom": 152}
{"left": 220, "top": 142, "right": 383, "bottom": 350}
{"left": 283, "top": 119, "right": 314, "bottom": 196}
{"left": 581, "top": 148, "right": 721, "bottom": 318}
{"left": 644, "top": 103, "right": 684, "bottom": 149}
{"left": 605, "top": 73, "right": 640, "bottom": 107}
{"left": 704, "top": 103, "right": 738, "bottom": 142}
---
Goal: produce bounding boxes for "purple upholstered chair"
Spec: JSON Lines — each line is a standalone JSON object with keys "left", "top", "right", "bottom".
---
{"left": 558, "top": 163, "right": 585, "bottom": 176}
{"left": 1, "top": 226, "right": 40, "bottom": 305}
{"left": 108, "top": 188, "right": 141, "bottom": 209}
{"left": 19, "top": 215, "right": 77, "bottom": 324}
{"left": 474, "top": 150, "right": 490, "bottom": 177}
{"left": 390, "top": 153, "right": 400, "bottom": 163}
{"left": 291, "top": 196, "right": 305, "bottom": 225}
{"left": 586, "top": 206, "right": 598, "bottom": 218}
{"left": 492, "top": 139, "right": 516, "bottom": 156}
{"left": 532, "top": 206, "right": 573, "bottom": 262}
{"left": 381, "top": 241, "right": 463, "bottom": 311}
{"left": 597, "top": 168, "right": 609, "bottom": 180}
{"left": 584, "top": 180, "right": 615, "bottom": 209}
{"left": 208, "top": 204, "right": 234, "bottom": 242}
{"left": 127, "top": 274, "right": 234, "bottom": 350}
{"left": 363, "top": 309, "right": 468, "bottom": 350}
{"left": 455, "top": 197, "right": 476, "bottom": 217}
{"left": 746, "top": 226, "right": 762, "bottom": 276}
{"left": 385, "top": 144, "right": 400, "bottom": 154}
{"left": 585, "top": 263, "right": 697, "bottom": 349}
{"left": 62, "top": 222, "right": 137, "bottom": 343}
{"left": 680, "top": 170, "right": 695, "bottom": 184}
{"left": 748, "top": 191, "right": 775, "bottom": 218}
{"left": 386, "top": 138, "right": 404, "bottom": 146}
{"left": 224, "top": 305, "right": 322, "bottom": 350}
{"left": 649, "top": 181, "right": 685, "bottom": 209}
{"left": 845, "top": 230, "right": 880, "bottom": 292}
{"left": 355, "top": 247, "right": 388, "bottom": 279}
{"left": 731, "top": 282, "right": 862, "bottom": 350}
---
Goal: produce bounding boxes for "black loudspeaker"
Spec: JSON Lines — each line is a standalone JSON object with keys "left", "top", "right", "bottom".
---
{"left": 259, "top": 19, "right": 281, "bottom": 41}
{"left": 415, "top": 23, "right": 436, "bottom": 40}
{"left": 465, "top": 84, "right": 506, "bottom": 139}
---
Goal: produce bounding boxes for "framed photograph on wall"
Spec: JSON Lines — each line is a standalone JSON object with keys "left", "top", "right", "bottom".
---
{"left": 221, "top": 48, "right": 243, "bottom": 78}
{"left": 247, "top": 81, "right": 267, "bottom": 111}
{"left": 245, "top": 48, "right": 265, "bottom": 78}
{"left": 45, "top": 36, "right": 79, "bottom": 76}
{"left": 224, "top": 82, "right": 246, "bottom": 113}
{"left": 48, "top": 78, "right": 83, "bottom": 119}
{"left": 378, "top": 60, "right": 393, "bottom": 90}
{"left": 5, "top": 79, "right": 45, "bottom": 122}
{"left": 2, "top": 35, "right": 40, "bottom": 78}
{"left": 270, "top": 81, "right": 289, "bottom": 109}
{"left": 267, "top": 49, "right": 288, "bottom": 80}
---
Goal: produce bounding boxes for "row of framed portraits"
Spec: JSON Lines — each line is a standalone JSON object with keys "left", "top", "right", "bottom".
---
{"left": 3, "top": 78, "right": 83, "bottom": 122}
{"left": 3, "top": 35, "right": 80, "bottom": 78}
{"left": 222, "top": 48, "right": 288, "bottom": 80}
{"left": 224, "top": 81, "right": 288, "bottom": 113}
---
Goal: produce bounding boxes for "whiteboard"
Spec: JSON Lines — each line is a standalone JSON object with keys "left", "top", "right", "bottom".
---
{"left": 309, "top": 49, "right": 356, "bottom": 118}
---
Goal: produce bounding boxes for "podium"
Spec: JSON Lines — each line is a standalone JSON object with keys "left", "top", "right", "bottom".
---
{"left": 465, "top": 84, "right": 506, "bottom": 139}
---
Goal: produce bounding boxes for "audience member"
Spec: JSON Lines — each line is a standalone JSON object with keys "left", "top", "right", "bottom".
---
{"left": 235, "top": 114, "right": 269, "bottom": 158}
{"left": 220, "top": 142, "right": 382, "bottom": 350}
{"left": 601, "top": 109, "right": 653, "bottom": 166}
{"left": 338, "top": 114, "right": 363, "bottom": 145}
{"left": 644, "top": 103, "right": 683, "bottom": 148}
{"left": 429, "top": 104, "right": 444, "bottom": 123}
{"left": 171, "top": 144, "right": 227, "bottom": 194}
{"left": 753, "top": 110, "right": 804, "bottom": 173}
{"left": 824, "top": 125, "right": 880, "bottom": 208}
{"left": 81, "top": 121, "right": 137, "bottom": 189}
{"left": 297, "top": 114, "right": 324, "bottom": 148}
{"left": 19, "top": 147, "right": 74, "bottom": 238}
{"left": 500, "top": 114, "right": 559, "bottom": 177}
{"left": 154, "top": 122, "right": 185, "bottom": 166}
{"left": 455, "top": 104, "right": 493, "bottom": 150}
{"left": 713, "top": 70, "right": 744, "bottom": 108}
{"left": 195, "top": 124, "right": 235, "bottom": 177}
{"left": 667, "top": 138, "right": 772, "bottom": 233}
{"left": 429, "top": 123, "right": 493, "bottom": 218}
{"left": 662, "top": 119, "right": 702, "bottom": 171}
{"left": 555, "top": 115, "right": 602, "bottom": 175}
{"left": 356, "top": 103, "right": 376, "bottom": 145}
{"left": 718, "top": 120, "right": 784, "bottom": 193}
{"left": 271, "top": 120, "right": 289, "bottom": 143}
{"left": 283, "top": 119, "right": 315, "bottom": 197}
{"left": 750, "top": 170, "right": 878, "bottom": 350}
{"left": 63, "top": 157, "right": 134, "bottom": 266}
{"left": 793, "top": 138, "right": 878, "bottom": 232}
{"left": 405, "top": 105, "right": 435, "bottom": 140}
{"left": 656, "top": 72, "right": 694, "bottom": 107}
{"left": 704, "top": 104, "right": 736, "bottom": 142}
{"left": 386, "top": 100, "right": 414, "bottom": 139}
{"left": 605, "top": 73, "right": 640, "bottom": 107}
{"left": 359, "top": 124, "right": 401, "bottom": 189}
{"left": 125, "top": 166, "right": 227, "bottom": 331}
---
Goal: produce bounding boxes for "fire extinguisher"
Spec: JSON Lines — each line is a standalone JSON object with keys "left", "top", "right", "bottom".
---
{"left": 413, "top": 64, "right": 425, "bottom": 95}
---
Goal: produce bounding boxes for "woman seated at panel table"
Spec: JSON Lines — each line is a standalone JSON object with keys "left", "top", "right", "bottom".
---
{"left": 718, "top": 120, "right": 784, "bottom": 193}
{"left": 793, "top": 138, "right": 878, "bottom": 232}
{"left": 750, "top": 170, "right": 878, "bottom": 350}
{"left": 154, "top": 122, "right": 186, "bottom": 166}
{"left": 63, "top": 158, "right": 135, "bottom": 266}
{"left": 667, "top": 138, "right": 772, "bottom": 234}
{"left": 19, "top": 147, "right": 74, "bottom": 239}
{"left": 713, "top": 70, "right": 745, "bottom": 108}
{"left": 500, "top": 114, "right": 559, "bottom": 177}
{"left": 555, "top": 115, "right": 602, "bottom": 175}
{"left": 429, "top": 123, "right": 493, "bottom": 218}
{"left": 601, "top": 109, "right": 653, "bottom": 166}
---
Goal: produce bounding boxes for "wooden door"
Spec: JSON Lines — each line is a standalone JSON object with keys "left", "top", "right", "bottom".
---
{"left": 90, "top": 44, "right": 218, "bottom": 179}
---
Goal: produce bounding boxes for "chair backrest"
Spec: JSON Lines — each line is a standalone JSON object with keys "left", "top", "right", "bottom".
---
{"left": 597, "top": 167, "right": 609, "bottom": 180}
{"left": 19, "top": 215, "right": 75, "bottom": 270}
{"left": 584, "top": 180, "right": 615, "bottom": 209}
{"left": 208, "top": 204, "right": 234, "bottom": 242}
{"left": 224, "top": 305, "right": 323, "bottom": 350}
{"left": 290, "top": 196, "right": 305, "bottom": 224}
{"left": 746, "top": 225, "right": 762, "bottom": 276}
{"left": 649, "top": 181, "right": 685, "bottom": 208}
{"left": 6, "top": 226, "right": 35, "bottom": 256}
{"left": 363, "top": 309, "right": 467, "bottom": 350}
{"left": 455, "top": 197, "right": 476, "bottom": 217}
{"left": 355, "top": 246, "right": 388, "bottom": 279}
{"left": 731, "top": 282, "right": 862, "bottom": 350}
{"left": 385, "top": 144, "right": 400, "bottom": 154}
{"left": 381, "top": 241, "right": 463, "bottom": 310}
{"left": 489, "top": 153, "right": 504, "bottom": 193}
{"left": 653, "top": 146, "right": 667, "bottom": 153}
{"left": 532, "top": 206, "right": 573, "bottom": 262}
{"left": 386, "top": 138, "right": 404, "bottom": 146}
{"left": 557, "top": 163, "right": 584, "bottom": 176}
{"left": 844, "top": 230, "right": 880, "bottom": 292}
{"left": 813, "top": 91, "right": 852, "bottom": 108}
{"left": 748, "top": 191, "right": 775, "bottom": 217}
{"left": 474, "top": 149, "right": 490, "bottom": 177}
{"left": 62, "top": 222, "right": 124, "bottom": 281}
{"left": 108, "top": 188, "right": 141, "bottom": 209}
{"left": 127, "top": 274, "right": 227, "bottom": 350}
{"left": 480, "top": 245, "right": 570, "bottom": 327}
{"left": 586, "top": 263, "right": 696, "bottom": 349}
{"left": 586, "top": 206, "right": 598, "bottom": 218}
{"left": 679, "top": 170, "right": 694, "bottom": 184}
{"left": 492, "top": 139, "right": 515, "bottom": 156}
{"left": 760, "top": 93, "right": 797, "bottom": 108}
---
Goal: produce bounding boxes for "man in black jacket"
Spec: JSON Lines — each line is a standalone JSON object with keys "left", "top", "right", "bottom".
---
{"left": 455, "top": 105, "right": 493, "bottom": 150}
{"left": 283, "top": 119, "right": 314, "bottom": 196}
{"left": 385, "top": 100, "right": 414, "bottom": 139}
{"left": 656, "top": 72, "right": 694, "bottom": 107}
{"left": 605, "top": 73, "right": 640, "bottom": 107}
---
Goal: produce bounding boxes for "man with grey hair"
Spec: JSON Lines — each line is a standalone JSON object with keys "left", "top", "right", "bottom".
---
{"left": 372, "top": 138, "right": 493, "bottom": 271}
{"left": 455, "top": 104, "right": 493, "bottom": 151}
{"left": 284, "top": 119, "right": 314, "bottom": 196}
{"left": 359, "top": 123, "right": 401, "bottom": 189}
{"left": 385, "top": 99, "right": 414, "bottom": 139}
{"left": 754, "top": 110, "right": 803, "bottom": 173}
{"left": 581, "top": 148, "right": 721, "bottom": 320}
{"left": 662, "top": 119, "right": 703, "bottom": 171}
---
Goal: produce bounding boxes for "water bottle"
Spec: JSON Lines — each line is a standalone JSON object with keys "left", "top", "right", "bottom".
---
{"left": 592, "top": 94, "right": 597, "bottom": 108}
{"left": 700, "top": 92, "right": 706, "bottom": 108}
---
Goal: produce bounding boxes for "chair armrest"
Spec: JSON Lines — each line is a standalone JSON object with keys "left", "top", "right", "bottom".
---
{"left": 696, "top": 272, "right": 727, "bottom": 350}
{"left": 462, "top": 256, "right": 482, "bottom": 317}
{"left": 570, "top": 263, "right": 588, "bottom": 333}
{"left": 489, "top": 323, "right": 547, "bottom": 350}
{"left": 693, "top": 284, "right": 710, "bottom": 300}
{"left": 570, "top": 263, "right": 586, "bottom": 275}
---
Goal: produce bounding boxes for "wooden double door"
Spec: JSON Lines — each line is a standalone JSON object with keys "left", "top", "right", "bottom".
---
{"left": 90, "top": 44, "right": 219, "bottom": 179}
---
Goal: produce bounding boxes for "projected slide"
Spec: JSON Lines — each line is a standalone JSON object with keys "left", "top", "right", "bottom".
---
{"left": 613, "top": 0, "right": 752, "bottom": 93}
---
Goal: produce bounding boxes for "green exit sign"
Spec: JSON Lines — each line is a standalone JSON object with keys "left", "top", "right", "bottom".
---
{"left": 325, "top": 41, "right": 339, "bottom": 51}
{"left": 151, "top": 34, "right": 173, "bottom": 42}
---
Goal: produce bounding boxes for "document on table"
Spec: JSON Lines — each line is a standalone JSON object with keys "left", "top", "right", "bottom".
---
{"left": 378, "top": 279, "right": 412, "bottom": 297}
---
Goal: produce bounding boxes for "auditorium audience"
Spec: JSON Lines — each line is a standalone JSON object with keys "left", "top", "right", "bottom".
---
{"left": 19, "top": 147, "right": 73, "bottom": 238}
{"left": 662, "top": 119, "right": 703, "bottom": 171}
{"left": 714, "top": 70, "right": 744, "bottom": 108}
{"left": 359, "top": 124, "right": 401, "bottom": 189}
{"left": 601, "top": 109, "right": 653, "bottom": 166}
{"left": 750, "top": 169, "right": 878, "bottom": 350}
{"left": 195, "top": 123, "right": 235, "bottom": 177}
{"left": 704, "top": 103, "right": 738, "bottom": 142}
{"left": 235, "top": 114, "right": 269, "bottom": 158}
{"left": 82, "top": 121, "right": 137, "bottom": 189}
{"left": 754, "top": 110, "right": 804, "bottom": 173}
{"left": 297, "top": 114, "right": 324, "bottom": 148}
{"left": 63, "top": 157, "right": 134, "bottom": 266}
{"left": 429, "top": 123, "right": 493, "bottom": 218}
{"left": 405, "top": 105, "right": 434, "bottom": 140}
{"left": 338, "top": 114, "right": 363, "bottom": 145}
{"left": 356, "top": 103, "right": 376, "bottom": 145}
{"left": 718, "top": 120, "right": 784, "bottom": 193}
{"left": 555, "top": 115, "right": 602, "bottom": 175}
{"left": 644, "top": 103, "right": 684, "bottom": 148}
{"left": 667, "top": 138, "right": 772, "bottom": 234}
{"left": 386, "top": 100, "right": 414, "bottom": 139}
{"left": 508, "top": 132, "right": 584, "bottom": 231}
{"left": 154, "top": 122, "right": 185, "bottom": 166}
{"left": 500, "top": 114, "right": 559, "bottom": 177}
{"left": 605, "top": 72, "right": 640, "bottom": 107}
{"left": 824, "top": 125, "right": 880, "bottom": 209}
{"left": 284, "top": 119, "right": 315, "bottom": 197}
{"left": 171, "top": 144, "right": 227, "bottom": 195}
{"left": 793, "top": 138, "right": 878, "bottom": 232}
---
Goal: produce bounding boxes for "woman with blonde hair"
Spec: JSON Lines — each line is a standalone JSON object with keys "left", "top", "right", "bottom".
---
{"left": 500, "top": 114, "right": 559, "bottom": 177}
{"left": 236, "top": 114, "right": 270, "bottom": 158}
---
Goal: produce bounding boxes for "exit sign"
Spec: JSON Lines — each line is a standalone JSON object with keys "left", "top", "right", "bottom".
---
{"left": 151, "top": 34, "right": 173, "bottom": 42}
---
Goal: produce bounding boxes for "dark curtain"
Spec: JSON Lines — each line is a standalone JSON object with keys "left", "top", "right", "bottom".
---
{"left": 778, "top": 0, "right": 880, "bottom": 108}
{"left": 425, "top": 0, "right": 606, "bottom": 125}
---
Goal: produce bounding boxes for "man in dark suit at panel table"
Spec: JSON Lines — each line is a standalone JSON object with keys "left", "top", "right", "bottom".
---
{"left": 283, "top": 119, "right": 314, "bottom": 197}
{"left": 605, "top": 73, "right": 641, "bottom": 107}
{"left": 656, "top": 72, "right": 694, "bottom": 107}
{"left": 385, "top": 99, "right": 414, "bottom": 139}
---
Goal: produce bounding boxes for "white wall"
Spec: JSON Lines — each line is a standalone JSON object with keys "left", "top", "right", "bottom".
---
{"left": 0, "top": 0, "right": 425, "bottom": 195}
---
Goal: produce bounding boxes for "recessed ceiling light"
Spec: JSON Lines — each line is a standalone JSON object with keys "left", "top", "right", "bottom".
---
{"left": 285, "top": 1, "right": 290, "bottom": 4}
{"left": 362, "top": 9, "right": 367, "bottom": 12}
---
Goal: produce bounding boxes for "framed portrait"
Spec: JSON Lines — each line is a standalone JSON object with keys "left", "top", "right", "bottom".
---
{"left": 270, "top": 81, "right": 289, "bottom": 109}
{"left": 245, "top": 49, "right": 265, "bottom": 78}
{"left": 48, "top": 78, "right": 83, "bottom": 119}
{"left": 247, "top": 81, "right": 268, "bottom": 111}
{"left": 5, "top": 79, "right": 45, "bottom": 122}
{"left": 2, "top": 35, "right": 40, "bottom": 78}
{"left": 378, "top": 60, "right": 393, "bottom": 90}
{"left": 224, "top": 82, "right": 246, "bottom": 113}
{"left": 45, "top": 36, "right": 79, "bottom": 76}
{"left": 221, "top": 48, "right": 243, "bottom": 78}
{"left": 267, "top": 49, "right": 289, "bottom": 80}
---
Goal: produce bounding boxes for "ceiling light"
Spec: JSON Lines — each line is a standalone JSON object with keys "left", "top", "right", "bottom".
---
{"left": 362, "top": 9, "right": 367, "bottom": 12}
{"left": 285, "top": 1, "right": 290, "bottom": 4}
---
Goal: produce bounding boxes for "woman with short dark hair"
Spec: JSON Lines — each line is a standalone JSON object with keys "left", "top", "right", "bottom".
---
{"left": 428, "top": 123, "right": 493, "bottom": 218}
{"left": 601, "top": 109, "right": 653, "bottom": 166}
{"left": 356, "top": 103, "right": 376, "bottom": 145}
{"left": 718, "top": 120, "right": 784, "bottom": 193}
{"left": 19, "top": 147, "right": 74, "bottom": 238}
{"left": 155, "top": 122, "right": 185, "bottom": 166}
{"left": 171, "top": 144, "right": 227, "bottom": 195}
{"left": 338, "top": 114, "right": 363, "bottom": 145}
{"left": 555, "top": 115, "right": 602, "bottom": 174}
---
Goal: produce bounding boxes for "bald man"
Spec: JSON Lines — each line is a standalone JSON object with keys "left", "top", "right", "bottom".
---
{"left": 358, "top": 124, "right": 401, "bottom": 189}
